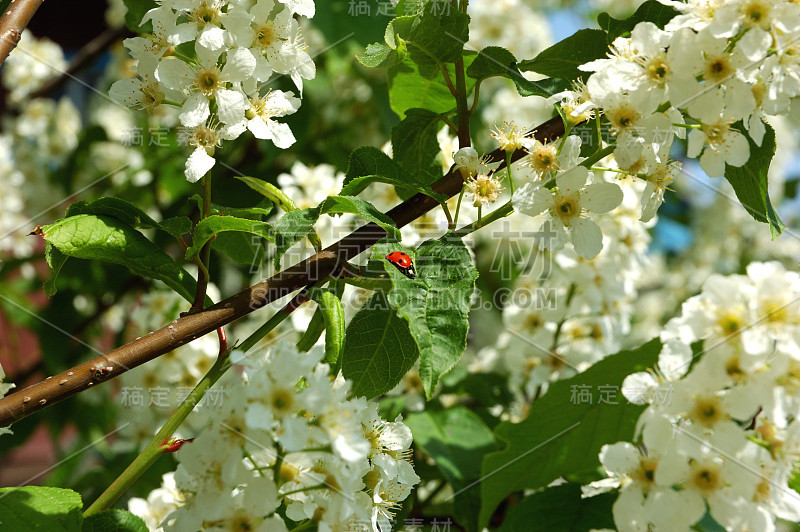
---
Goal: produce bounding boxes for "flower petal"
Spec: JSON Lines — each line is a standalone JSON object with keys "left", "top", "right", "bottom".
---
{"left": 512, "top": 182, "right": 552, "bottom": 216}
{"left": 215, "top": 88, "right": 247, "bottom": 125}
{"left": 569, "top": 217, "right": 604, "bottom": 259}
{"left": 555, "top": 165, "right": 589, "bottom": 194}
{"left": 155, "top": 58, "right": 194, "bottom": 92}
{"left": 185, "top": 147, "right": 215, "bottom": 183}
{"left": 179, "top": 93, "right": 210, "bottom": 127}
{"left": 222, "top": 47, "right": 256, "bottom": 82}
{"left": 582, "top": 182, "right": 623, "bottom": 214}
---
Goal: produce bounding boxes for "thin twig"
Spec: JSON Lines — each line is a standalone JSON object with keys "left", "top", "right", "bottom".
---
{"left": 0, "top": 0, "right": 45, "bottom": 68}
{"left": 29, "top": 25, "right": 131, "bottom": 99}
{"left": 0, "top": 116, "right": 566, "bottom": 428}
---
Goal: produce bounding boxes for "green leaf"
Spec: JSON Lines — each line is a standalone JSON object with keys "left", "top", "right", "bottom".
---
{"left": 342, "top": 146, "right": 447, "bottom": 202}
{"left": 234, "top": 175, "right": 298, "bottom": 212}
{"left": 598, "top": 0, "right": 679, "bottom": 43}
{"left": 122, "top": 0, "right": 157, "bottom": 33}
{"left": 357, "top": 42, "right": 398, "bottom": 68}
{"left": 402, "top": 2, "right": 470, "bottom": 67}
{"left": 212, "top": 203, "right": 274, "bottom": 219}
{"left": 82, "top": 509, "right": 148, "bottom": 532}
{"left": 213, "top": 231, "right": 266, "bottom": 267}
{"left": 478, "top": 339, "right": 661, "bottom": 528}
{"left": 273, "top": 208, "right": 320, "bottom": 270}
{"left": 188, "top": 194, "right": 275, "bottom": 219}
{"left": 319, "top": 196, "right": 400, "bottom": 239}
{"left": 44, "top": 243, "right": 69, "bottom": 297}
{"left": 342, "top": 292, "right": 420, "bottom": 398}
{"left": 65, "top": 197, "right": 190, "bottom": 241}
{"left": 498, "top": 483, "right": 616, "bottom": 532}
{"left": 42, "top": 214, "right": 198, "bottom": 303}
{"left": 185, "top": 215, "right": 275, "bottom": 261}
{"left": 388, "top": 57, "right": 476, "bottom": 118}
{"left": 373, "top": 236, "right": 478, "bottom": 398}
{"left": 725, "top": 123, "right": 785, "bottom": 238}
{"left": 0, "top": 486, "right": 83, "bottom": 532}
{"left": 158, "top": 216, "right": 193, "bottom": 240}
{"left": 406, "top": 407, "right": 498, "bottom": 531}
{"left": 467, "top": 46, "right": 570, "bottom": 98}
{"left": 385, "top": 14, "right": 415, "bottom": 50}
{"left": 518, "top": 29, "right": 608, "bottom": 81}
{"left": 310, "top": 288, "right": 346, "bottom": 368}
{"left": 391, "top": 108, "right": 443, "bottom": 185}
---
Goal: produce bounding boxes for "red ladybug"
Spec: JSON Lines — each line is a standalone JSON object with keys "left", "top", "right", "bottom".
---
{"left": 385, "top": 251, "right": 416, "bottom": 279}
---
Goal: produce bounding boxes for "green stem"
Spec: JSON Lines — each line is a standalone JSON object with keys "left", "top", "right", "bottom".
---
{"left": 84, "top": 354, "right": 229, "bottom": 517}
{"left": 504, "top": 151, "right": 515, "bottom": 195}
{"left": 590, "top": 166, "right": 633, "bottom": 176}
{"left": 440, "top": 114, "right": 458, "bottom": 134}
{"left": 454, "top": 202, "right": 513, "bottom": 238}
{"left": 172, "top": 50, "right": 195, "bottom": 64}
{"left": 280, "top": 483, "right": 327, "bottom": 497}
{"left": 439, "top": 63, "right": 457, "bottom": 96}
{"left": 454, "top": 57, "right": 471, "bottom": 148}
{"left": 85, "top": 287, "right": 315, "bottom": 516}
{"left": 441, "top": 201, "right": 453, "bottom": 228}
{"left": 579, "top": 144, "right": 616, "bottom": 169}
{"left": 342, "top": 277, "right": 392, "bottom": 291}
{"left": 550, "top": 283, "right": 577, "bottom": 352}
{"left": 192, "top": 176, "right": 213, "bottom": 311}
{"left": 288, "top": 520, "right": 316, "bottom": 532}
{"left": 593, "top": 115, "right": 602, "bottom": 150}
{"left": 237, "top": 285, "right": 320, "bottom": 354}
{"left": 469, "top": 79, "right": 482, "bottom": 114}
{"left": 556, "top": 122, "right": 574, "bottom": 156}
{"left": 453, "top": 184, "right": 466, "bottom": 228}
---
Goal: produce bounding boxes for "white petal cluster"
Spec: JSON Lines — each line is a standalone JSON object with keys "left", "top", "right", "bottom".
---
{"left": 473, "top": 174, "right": 652, "bottom": 410}
{"left": 128, "top": 473, "right": 185, "bottom": 532}
{"left": 0, "top": 95, "right": 81, "bottom": 258}
{"left": 595, "top": 262, "right": 800, "bottom": 532}
{"left": 467, "top": 0, "right": 552, "bottom": 61}
{"left": 1, "top": 32, "right": 67, "bottom": 105}
{"left": 109, "top": 0, "right": 314, "bottom": 183}
{"left": 576, "top": 0, "right": 800, "bottom": 220}
{"left": 0, "top": 32, "right": 80, "bottom": 259}
{"left": 140, "top": 341, "right": 418, "bottom": 532}
{"left": 512, "top": 163, "right": 624, "bottom": 260}
{"left": 112, "top": 288, "right": 221, "bottom": 449}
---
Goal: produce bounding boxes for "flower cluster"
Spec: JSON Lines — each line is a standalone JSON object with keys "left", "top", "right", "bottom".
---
{"left": 574, "top": 0, "right": 800, "bottom": 219}
{"left": 2, "top": 31, "right": 66, "bottom": 104}
{"left": 0, "top": 33, "right": 81, "bottom": 258}
{"left": 474, "top": 172, "right": 652, "bottom": 411}
{"left": 110, "top": 0, "right": 315, "bottom": 183}
{"left": 511, "top": 136, "right": 625, "bottom": 260}
{"left": 130, "top": 342, "right": 418, "bottom": 531}
{"left": 110, "top": 288, "right": 221, "bottom": 448}
{"left": 592, "top": 262, "right": 800, "bottom": 531}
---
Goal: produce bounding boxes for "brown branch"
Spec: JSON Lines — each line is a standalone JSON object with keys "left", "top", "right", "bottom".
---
{"left": 0, "top": 0, "right": 45, "bottom": 68}
{"left": 0, "top": 116, "right": 566, "bottom": 428}
{"left": 29, "top": 24, "right": 132, "bottom": 99}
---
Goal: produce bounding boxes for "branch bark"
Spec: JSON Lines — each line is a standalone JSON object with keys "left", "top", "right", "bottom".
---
{"left": 28, "top": 24, "right": 132, "bottom": 99}
{"left": 0, "top": 0, "right": 45, "bottom": 68}
{"left": 0, "top": 115, "right": 566, "bottom": 428}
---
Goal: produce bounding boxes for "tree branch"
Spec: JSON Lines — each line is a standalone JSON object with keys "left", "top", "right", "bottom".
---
{"left": 0, "top": 0, "right": 45, "bottom": 68}
{"left": 28, "top": 24, "right": 131, "bottom": 99}
{"left": 0, "top": 115, "right": 566, "bottom": 428}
